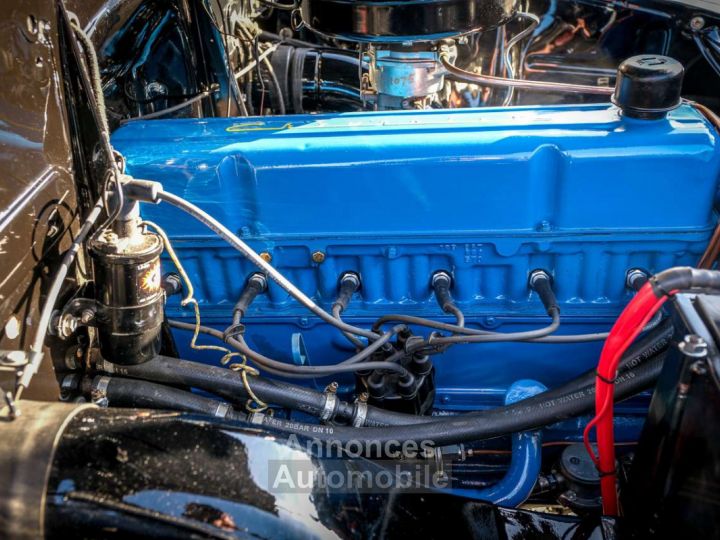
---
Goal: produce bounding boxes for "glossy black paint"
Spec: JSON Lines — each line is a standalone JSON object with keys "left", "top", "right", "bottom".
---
{"left": 46, "top": 408, "right": 612, "bottom": 539}
{"left": 271, "top": 45, "right": 363, "bottom": 113}
{"left": 89, "top": 230, "right": 164, "bottom": 365}
{"left": 68, "top": 0, "right": 239, "bottom": 127}
{"left": 612, "top": 55, "right": 684, "bottom": 119}
{"left": 300, "top": 0, "right": 516, "bottom": 42}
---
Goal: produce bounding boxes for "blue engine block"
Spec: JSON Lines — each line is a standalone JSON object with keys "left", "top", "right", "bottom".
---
{"left": 112, "top": 103, "right": 720, "bottom": 419}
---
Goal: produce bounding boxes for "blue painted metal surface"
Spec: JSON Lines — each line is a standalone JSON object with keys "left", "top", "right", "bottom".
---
{"left": 111, "top": 103, "right": 720, "bottom": 411}
{"left": 448, "top": 379, "right": 546, "bottom": 506}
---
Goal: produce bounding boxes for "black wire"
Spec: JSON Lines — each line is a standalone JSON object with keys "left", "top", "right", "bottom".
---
{"left": 168, "top": 320, "right": 409, "bottom": 378}
{"left": 253, "top": 35, "right": 267, "bottom": 114}
{"left": 259, "top": 45, "right": 286, "bottom": 114}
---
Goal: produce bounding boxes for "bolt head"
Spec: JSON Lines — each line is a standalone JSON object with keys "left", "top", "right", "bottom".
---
{"left": 680, "top": 334, "right": 708, "bottom": 358}
{"left": 312, "top": 251, "right": 326, "bottom": 263}
{"left": 59, "top": 314, "right": 78, "bottom": 339}
{"left": 259, "top": 252, "right": 272, "bottom": 263}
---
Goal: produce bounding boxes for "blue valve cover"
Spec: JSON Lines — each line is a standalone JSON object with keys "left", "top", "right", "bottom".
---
{"left": 112, "top": 103, "right": 720, "bottom": 413}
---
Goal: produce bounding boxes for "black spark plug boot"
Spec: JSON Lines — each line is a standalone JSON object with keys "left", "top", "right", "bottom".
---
{"left": 162, "top": 272, "right": 183, "bottom": 297}
{"left": 367, "top": 371, "right": 390, "bottom": 399}
{"left": 431, "top": 270, "right": 455, "bottom": 313}
{"left": 626, "top": 268, "right": 649, "bottom": 292}
{"left": 333, "top": 272, "right": 361, "bottom": 313}
{"left": 410, "top": 353, "right": 433, "bottom": 377}
{"left": 529, "top": 269, "right": 559, "bottom": 316}
{"left": 233, "top": 273, "right": 268, "bottom": 322}
{"left": 397, "top": 371, "right": 419, "bottom": 399}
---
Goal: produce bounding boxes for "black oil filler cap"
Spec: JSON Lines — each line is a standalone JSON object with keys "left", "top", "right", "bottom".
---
{"left": 612, "top": 55, "right": 684, "bottom": 119}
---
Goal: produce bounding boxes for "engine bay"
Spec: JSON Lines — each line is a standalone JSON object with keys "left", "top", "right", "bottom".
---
{"left": 3, "top": 0, "right": 720, "bottom": 538}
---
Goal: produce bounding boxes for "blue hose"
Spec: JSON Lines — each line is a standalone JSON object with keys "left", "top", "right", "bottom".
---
{"left": 451, "top": 379, "right": 546, "bottom": 507}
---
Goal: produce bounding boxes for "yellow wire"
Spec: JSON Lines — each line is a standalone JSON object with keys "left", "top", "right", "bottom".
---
{"left": 142, "top": 220, "right": 267, "bottom": 412}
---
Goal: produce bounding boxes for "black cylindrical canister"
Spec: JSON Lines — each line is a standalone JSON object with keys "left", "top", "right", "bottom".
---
{"left": 89, "top": 228, "right": 164, "bottom": 365}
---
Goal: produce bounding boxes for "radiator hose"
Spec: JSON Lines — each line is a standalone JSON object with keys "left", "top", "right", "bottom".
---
{"left": 252, "top": 348, "right": 663, "bottom": 447}
{"left": 96, "top": 322, "right": 669, "bottom": 445}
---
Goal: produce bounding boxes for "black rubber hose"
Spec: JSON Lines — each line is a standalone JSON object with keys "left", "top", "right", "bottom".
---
{"left": 87, "top": 376, "right": 246, "bottom": 421}
{"left": 255, "top": 350, "right": 665, "bottom": 447}
{"left": 101, "top": 320, "right": 671, "bottom": 428}
{"left": 96, "top": 355, "right": 353, "bottom": 420}
{"left": 651, "top": 266, "right": 720, "bottom": 296}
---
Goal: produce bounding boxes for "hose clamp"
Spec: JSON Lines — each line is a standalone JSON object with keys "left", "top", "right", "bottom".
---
{"left": 91, "top": 376, "right": 111, "bottom": 407}
{"left": 249, "top": 412, "right": 265, "bottom": 425}
{"left": 214, "top": 402, "right": 231, "bottom": 418}
{"left": 98, "top": 359, "right": 114, "bottom": 373}
{"left": 93, "top": 376, "right": 111, "bottom": 394}
{"left": 320, "top": 393, "right": 337, "bottom": 422}
{"left": 353, "top": 401, "right": 368, "bottom": 427}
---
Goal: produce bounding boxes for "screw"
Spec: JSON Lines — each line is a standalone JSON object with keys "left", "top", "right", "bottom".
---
{"left": 690, "top": 16, "right": 705, "bottom": 31}
{"left": 312, "top": 251, "right": 326, "bottom": 264}
{"left": 325, "top": 381, "right": 339, "bottom": 393}
{"left": 679, "top": 334, "right": 708, "bottom": 358}
{"left": 259, "top": 252, "right": 272, "bottom": 263}
{"left": 358, "top": 392, "right": 369, "bottom": 403}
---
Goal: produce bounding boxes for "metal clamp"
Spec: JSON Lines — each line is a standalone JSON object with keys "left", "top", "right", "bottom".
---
{"left": 91, "top": 376, "right": 111, "bottom": 407}
{"left": 214, "top": 402, "right": 231, "bottom": 418}
{"left": 353, "top": 401, "right": 368, "bottom": 427}
{"left": 320, "top": 393, "right": 338, "bottom": 422}
{"left": 249, "top": 412, "right": 266, "bottom": 425}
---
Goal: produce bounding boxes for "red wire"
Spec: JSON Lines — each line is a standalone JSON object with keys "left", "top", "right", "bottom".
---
{"left": 583, "top": 283, "right": 670, "bottom": 516}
